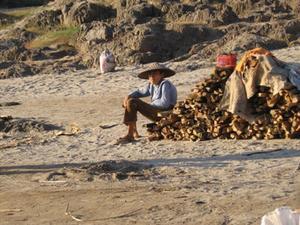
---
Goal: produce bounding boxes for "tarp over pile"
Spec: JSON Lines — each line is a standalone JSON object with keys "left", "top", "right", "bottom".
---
{"left": 219, "top": 48, "right": 300, "bottom": 122}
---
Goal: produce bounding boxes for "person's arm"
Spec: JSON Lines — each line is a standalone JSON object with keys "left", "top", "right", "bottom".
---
{"left": 151, "top": 82, "right": 172, "bottom": 109}
{"left": 128, "top": 84, "right": 151, "bottom": 98}
{"left": 123, "top": 84, "right": 151, "bottom": 107}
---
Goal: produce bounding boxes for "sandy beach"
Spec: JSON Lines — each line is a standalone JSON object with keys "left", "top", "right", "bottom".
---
{"left": 0, "top": 46, "right": 299, "bottom": 225}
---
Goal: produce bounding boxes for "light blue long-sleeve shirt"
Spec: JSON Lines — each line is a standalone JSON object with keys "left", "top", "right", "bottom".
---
{"left": 129, "top": 79, "right": 177, "bottom": 110}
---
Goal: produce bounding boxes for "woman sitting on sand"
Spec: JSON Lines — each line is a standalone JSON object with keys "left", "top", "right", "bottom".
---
{"left": 118, "top": 63, "right": 177, "bottom": 143}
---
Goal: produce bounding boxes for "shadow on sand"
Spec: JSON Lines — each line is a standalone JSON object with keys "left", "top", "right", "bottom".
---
{"left": 1, "top": 148, "right": 300, "bottom": 176}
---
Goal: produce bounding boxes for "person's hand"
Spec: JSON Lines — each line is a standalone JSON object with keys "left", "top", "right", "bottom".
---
{"left": 123, "top": 96, "right": 130, "bottom": 108}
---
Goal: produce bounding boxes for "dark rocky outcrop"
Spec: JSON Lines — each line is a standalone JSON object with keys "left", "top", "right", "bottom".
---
{"left": 0, "top": 61, "right": 38, "bottom": 79}
{"left": 79, "top": 18, "right": 223, "bottom": 66}
{"left": 0, "top": 12, "right": 15, "bottom": 26}
{"left": 178, "top": 4, "right": 239, "bottom": 26}
{"left": 0, "top": 29, "right": 36, "bottom": 61}
{"left": 24, "top": 10, "right": 62, "bottom": 30}
{"left": 0, "top": 0, "right": 300, "bottom": 78}
{"left": 117, "top": 2, "right": 161, "bottom": 25}
{"left": 61, "top": 1, "right": 116, "bottom": 26}
{"left": 0, "top": 26, "right": 85, "bottom": 79}
{"left": 0, "top": 0, "right": 49, "bottom": 8}
{"left": 79, "top": 21, "right": 114, "bottom": 44}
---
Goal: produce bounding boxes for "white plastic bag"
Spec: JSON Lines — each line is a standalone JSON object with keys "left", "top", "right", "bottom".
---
{"left": 261, "top": 207, "right": 300, "bottom": 225}
{"left": 99, "top": 50, "right": 116, "bottom": 74}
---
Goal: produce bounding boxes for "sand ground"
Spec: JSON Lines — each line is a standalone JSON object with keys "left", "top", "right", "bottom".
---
{"left": 0, "top": 47, "right": 300, "bottom": 225}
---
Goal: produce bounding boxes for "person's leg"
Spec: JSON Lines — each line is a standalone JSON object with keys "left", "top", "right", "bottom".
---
{"left": 121, "top": 98, "right": 162, "bottom": 141}
{"left": 117, "top": 121, "right": 135, "bottom": 142}
{"left": 132, "top": 122, "right": 140, "bottom": 138}
{"left": 122, "top": 122, "right": 139, "bottom": 140}
{"left": 127, "top": 121, "right": 136, "bottom": 138}
{"left": 128, "top": 98, "right": 162, "bottom": 122}
{"left": 120, "top": 98, "right": 139, "bottom": 141}
{"left": 125, "top": 98, "right": 162, "bottom": 122}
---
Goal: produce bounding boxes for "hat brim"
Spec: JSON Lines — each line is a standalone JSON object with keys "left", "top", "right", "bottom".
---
{"left": 138, "top": 68, "right": 176, "bottom": 79}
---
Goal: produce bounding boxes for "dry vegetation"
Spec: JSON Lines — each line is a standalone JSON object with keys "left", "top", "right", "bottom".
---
{"left": 26, "top": 26, "right": 80, "bottom": 49}
{"left": 3, "top": 7, "right": 37, "bottom": 19}
{"left": 0, "top": 6, "right": 44, "bottom": 30}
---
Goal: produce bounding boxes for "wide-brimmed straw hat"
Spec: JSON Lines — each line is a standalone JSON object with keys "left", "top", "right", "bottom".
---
{"left": 138, "top": 63, "right": 176, "bottom": 79}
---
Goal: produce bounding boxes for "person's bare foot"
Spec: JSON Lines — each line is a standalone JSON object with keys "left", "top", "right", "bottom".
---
{"left": 115, "top": 135, "right": 135, "bottom": 144}
{"left": 133, "top": 132, "right": 141, "bottom": 138}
